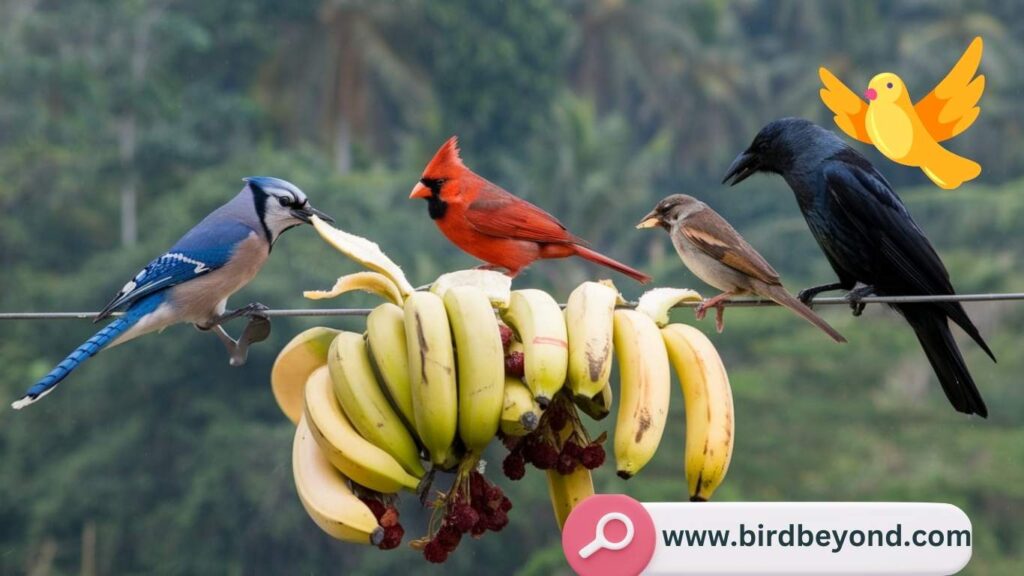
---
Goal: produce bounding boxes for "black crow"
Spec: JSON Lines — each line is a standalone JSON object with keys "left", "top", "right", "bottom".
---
{"left": 722, "top": 117, "right": 995, "bottom": 417}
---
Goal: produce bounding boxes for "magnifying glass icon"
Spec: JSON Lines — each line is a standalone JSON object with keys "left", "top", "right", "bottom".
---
{"left": 578, "top": 512, "right": 635, "bottom": 559}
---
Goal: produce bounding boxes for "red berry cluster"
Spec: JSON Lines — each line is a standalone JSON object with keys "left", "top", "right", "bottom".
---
{"left": 361, "top": 497, "right": 405, "bottom": 550}
{"left": 499, "top": 323, "right": 526, "bottom": 379}
{"left": 423, "top": 471, "right": 512, "bottom": 563}
{"left": 500, "top": 397, "right": 606, "bottom": 481}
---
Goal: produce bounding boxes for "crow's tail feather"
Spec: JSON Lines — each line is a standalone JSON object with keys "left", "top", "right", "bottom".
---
{"left": 900, "top": 305, "right": 987, "bottom": 418}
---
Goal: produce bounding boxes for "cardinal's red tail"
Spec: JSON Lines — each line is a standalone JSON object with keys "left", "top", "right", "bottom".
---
{"left": 572, "top": 245, "right": 651, "bottom": 284}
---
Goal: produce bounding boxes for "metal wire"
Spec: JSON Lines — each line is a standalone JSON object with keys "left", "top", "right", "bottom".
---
{"left": 1, "top": 293, "right": 1022, "bottom": 320}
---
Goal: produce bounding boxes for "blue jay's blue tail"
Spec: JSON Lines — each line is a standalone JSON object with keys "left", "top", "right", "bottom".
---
{"left": 12, "top": 317, "right": 134, "bottom": 410}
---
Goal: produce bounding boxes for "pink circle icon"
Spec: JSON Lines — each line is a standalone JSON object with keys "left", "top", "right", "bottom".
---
{"left": 562, "top": 494, "right": 656, "bottom": 576}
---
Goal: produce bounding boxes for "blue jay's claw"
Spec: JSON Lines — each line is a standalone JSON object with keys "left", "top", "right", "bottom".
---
{"left": 228, "top": 315, "right": 271, "bottom": 367}
{"left": 845, "top": 285, "right": 875, "bottom": 317}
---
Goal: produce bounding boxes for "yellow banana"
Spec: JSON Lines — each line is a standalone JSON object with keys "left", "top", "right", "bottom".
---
{"left": 612, "top": 309, "right": 671, "bottom": 479}
{"left": 546, "top": 467, "right": 594, "bottom": 530}
{"left": 443, "top": 286, "right": 505, "bottom": 453}
{"left": 272, "top": 327, "right": 340, "bottom": 425}
{"left": 546, "top": 417, "right": 594, "bottom": 530}
{"left": 403, "top": 291, "right": 457, "bottom": 466}
{"left": 662, "top": 323, "right": 734, "bottom": 502}
{"left": 328, "top": 332, "right": 425, "bottom": 477}
{"left": 573, "top": 380, "right": 613, "bottom": 421}
{"left": 501, "top": 289, "right": 568, "bottom": 406}
{"left": 365, "top": 303, "right": 416, "bottom": 429}
{"left": 565, "top": 281, "right": 618, "bottom": 401}
{"left": 500, "top": 377, "right": 542, "bottom": 436}
{"left": 292, "top": 415, "right": 384, "bottom": 545}
{"left": 304, "top": 365, "right": 420, "bottom": 493}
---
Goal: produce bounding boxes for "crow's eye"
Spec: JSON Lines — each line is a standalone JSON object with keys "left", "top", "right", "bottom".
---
{"left": 886, "top": 82, "right": 893, "bottom": 89}
{"left": 278, "top": 197, "right": 289, "bottom": 207}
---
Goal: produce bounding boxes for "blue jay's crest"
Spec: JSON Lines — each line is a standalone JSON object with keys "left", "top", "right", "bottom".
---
{"left": 244, "top": 176, "right": 308, "bottom": 206}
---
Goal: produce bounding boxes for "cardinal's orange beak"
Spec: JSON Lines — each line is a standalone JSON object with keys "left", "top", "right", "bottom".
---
{"left": 410, "top": 182, "right": 431, "bottom": 199}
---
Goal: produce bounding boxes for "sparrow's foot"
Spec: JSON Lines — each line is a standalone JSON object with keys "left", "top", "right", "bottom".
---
{"left": 845, "top": 285, "right": 876, "bottom": 317}
{"left": 797, "top": 282, "right": 845, "bottom": 307}
{"left": 697, "top": 292, "right": 733, "bottom": 332}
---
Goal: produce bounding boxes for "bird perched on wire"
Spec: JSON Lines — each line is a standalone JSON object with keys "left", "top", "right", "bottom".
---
{"left": 409, "top": 137, "right": 651, "bottom": 283}
{"left": 723, "top": 117, "right": 995, "bottom": 417}
{"left": 12, "top": 177, "right": 333, "bottom": 410}
{"left": 819, "top": 36, "right": 984, "bottom": 189}
{"left": 637, "top": 194, "right": 845, "bottom": 342}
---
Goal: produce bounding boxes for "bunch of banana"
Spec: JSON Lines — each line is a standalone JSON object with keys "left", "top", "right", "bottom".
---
{"left": 662, "top": 323, "right": 734, "bottom": 502}
{"left": 272, "top": 217, "right": 741, "bottom": 548}
{"left": 501, "top": 289, "right": 568, "bottom": 407}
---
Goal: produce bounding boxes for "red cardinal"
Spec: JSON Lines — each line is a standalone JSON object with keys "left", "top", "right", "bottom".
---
{"left": 410, "top": 137, "right": 651, "bottom": 283}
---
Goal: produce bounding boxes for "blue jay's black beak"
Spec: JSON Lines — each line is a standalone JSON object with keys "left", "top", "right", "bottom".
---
{"left": 722, "top": 150, "right": 759, "bottom": 186}
{"left": 291, "top": 205, "right": 335, "bottom": 225}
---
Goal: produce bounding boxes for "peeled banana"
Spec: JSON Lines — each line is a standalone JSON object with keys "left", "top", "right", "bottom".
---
{"left": 366, "top": 303, "right": 416, "bottom": 429}
{"left": 443, "top": 286, "right": 505, "bottom": 453}
{"left": 500, "top": 377, "right": 542, "bottom": 436}
{"left": 612, "top": 309, "right": 671, "bottom": 479}
{"left": 272, "top": 327, "right": 340, "bottom": 425}
{"left": 293, "top": 415, "right": 384, "bottom": 545}
{"left": 328, "top": 331, "right": 425, "bottom": 477}
{"left": 662, "top": 323, "right": 734, "bottom": 501}
{"left": 501, "top": 289, "right": 569, "bottom": 406}
{"left": 565, "top": 281, "right": 618, "bottom": 401}
{"left": 404, "top": 291, "right": 458, "bottom": 466}
{"left": 304, "top": 365, "right": 421, "bottom": 494}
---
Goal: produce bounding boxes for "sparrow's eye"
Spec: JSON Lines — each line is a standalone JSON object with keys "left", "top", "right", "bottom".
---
{"left": 886, "top": 82, "right": 893, "bottom": 89}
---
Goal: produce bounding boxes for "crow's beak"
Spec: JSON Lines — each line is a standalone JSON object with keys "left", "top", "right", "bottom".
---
{"left": 410, "top": 182, "right": 431, "bottom": 199}
{"left": 636, "top": 210, "right": 661, "bottom": 229}
{"left": 722, "top": 150, "right": 759, "bottom": 186}
{"left": 292, "top": 204, "right": 335, "bottom": 224}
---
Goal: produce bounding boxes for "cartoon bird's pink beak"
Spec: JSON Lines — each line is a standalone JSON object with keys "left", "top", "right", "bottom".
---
{"left": 864, "top": 88, "right": 877, "bottom": 101}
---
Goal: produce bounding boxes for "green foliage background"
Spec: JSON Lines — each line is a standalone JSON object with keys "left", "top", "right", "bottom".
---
{"left": 1, "top": 1, "right": 1022, "bottom": 574}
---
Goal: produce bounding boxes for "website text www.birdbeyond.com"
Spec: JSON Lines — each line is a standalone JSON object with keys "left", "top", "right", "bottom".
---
{"left": 560, "top": 496, "right": 972, "bottom": 575}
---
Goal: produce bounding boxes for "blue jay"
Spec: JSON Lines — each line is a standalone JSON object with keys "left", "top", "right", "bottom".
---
{"left": 12, "top": 176, "right": 333, "bottom": 410}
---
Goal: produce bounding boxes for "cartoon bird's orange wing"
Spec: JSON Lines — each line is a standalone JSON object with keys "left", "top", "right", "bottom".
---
{"left": 914, "top": 36, "right": 985, "bottom": 142}
{"left": 819, "top": 67, "right": 872, "bottom": 144}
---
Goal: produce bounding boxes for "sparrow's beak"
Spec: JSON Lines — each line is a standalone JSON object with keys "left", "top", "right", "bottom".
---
{"left": 864, "top": 87, "right": 877, "bottom": 101}
{"left": 291, "top": 204, "right": 335, "bottom": 224}
{"left": 409, "top": 182, "right": 431, "bottom": 199}
{"left": 722, "top": 150, "right": 759, "bottom": 186}
{"left": 636, "top": 210, "right": 661, "bottom": 229}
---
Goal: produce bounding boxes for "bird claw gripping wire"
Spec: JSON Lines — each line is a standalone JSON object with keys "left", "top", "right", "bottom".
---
{"left": 797, "top": 282, "right": 845, "bottom": 307}
{"left": 845, "top": 285, "right": 876, "bottom": 317}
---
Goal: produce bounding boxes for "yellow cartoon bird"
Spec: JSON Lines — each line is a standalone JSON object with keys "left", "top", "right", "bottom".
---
{"left": 819, "top": 37, "right": 984, "bottom": 189}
